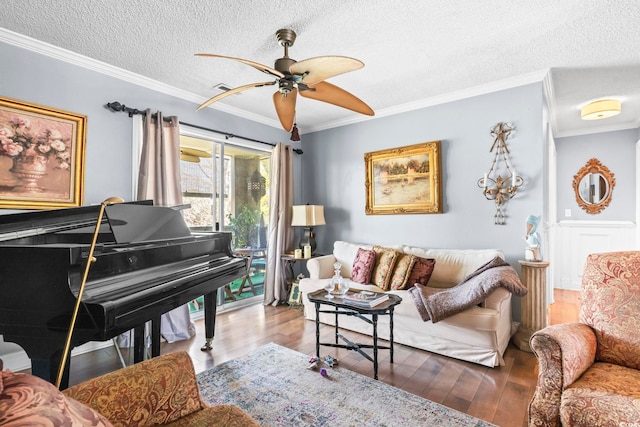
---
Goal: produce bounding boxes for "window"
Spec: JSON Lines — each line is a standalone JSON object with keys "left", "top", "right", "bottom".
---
{"left": 179, "top": 130, "right": 271, "bottom": 313}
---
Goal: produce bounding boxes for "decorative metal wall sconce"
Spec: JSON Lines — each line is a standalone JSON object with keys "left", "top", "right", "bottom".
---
{"left": 477, "top": 122, "right": 523, "bottom": 225}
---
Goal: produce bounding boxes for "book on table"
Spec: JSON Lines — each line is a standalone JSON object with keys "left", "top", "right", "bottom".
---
{"left": 342, "top": 289, "right": 389, "bottom": 307}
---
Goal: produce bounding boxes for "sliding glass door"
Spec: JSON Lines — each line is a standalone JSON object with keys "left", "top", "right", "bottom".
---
{"left": 179, "top": 127, "right": 271, "bottom": 314}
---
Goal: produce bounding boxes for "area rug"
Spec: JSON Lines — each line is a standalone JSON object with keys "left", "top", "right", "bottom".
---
{"left": 197, "top": 342, "right": 495, "bottom": 426}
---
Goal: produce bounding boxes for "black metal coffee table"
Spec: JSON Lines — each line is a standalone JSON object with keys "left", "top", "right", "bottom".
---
{"left": 307, "top": 289, "right": 402, "bottom": 379}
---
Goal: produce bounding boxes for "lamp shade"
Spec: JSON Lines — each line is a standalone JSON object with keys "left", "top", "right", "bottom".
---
{"left": 291, "top": 205, "right": 325, "bottom": 226}
{"left": 581, "top": 99, "right": 621, "bottom": 120}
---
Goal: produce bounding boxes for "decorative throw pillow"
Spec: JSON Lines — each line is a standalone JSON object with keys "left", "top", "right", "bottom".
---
{"left": 351, "top": 247, "right": 376, "bottom": 284}
{"left": 0, "top": 370, "right": 113, "bottom": 426}
{"left": 407, "top": 256, "right": 436, "bottom": 286}
{"left": 371, "top": 246, "right": 400, "bottom": 290}
{"left": 389, "top": 253, "right": 417, "bottom": 290}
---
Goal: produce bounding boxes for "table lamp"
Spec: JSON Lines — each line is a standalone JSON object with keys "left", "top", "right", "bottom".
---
{"left": 291, "top": 204, "right": 325, "bottom": 255}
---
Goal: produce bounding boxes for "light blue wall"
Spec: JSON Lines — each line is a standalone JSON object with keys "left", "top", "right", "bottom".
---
{"left": 555, "top": 129, "right": 637, "bottom": 221}
{"left": 299, "top": 84, "right": 546, "bottom": 267}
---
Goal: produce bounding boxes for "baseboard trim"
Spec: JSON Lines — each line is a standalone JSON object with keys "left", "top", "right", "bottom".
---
{"left": 2, "top": 340, "right": 113, "bottom": 372}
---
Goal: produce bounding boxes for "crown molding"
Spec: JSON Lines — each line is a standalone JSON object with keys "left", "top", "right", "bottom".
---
{"left": 379, "top": 69, "right": 549, "bottom": 118}
{"left": 305, "top": 69, "right": 550, "bottom": 133}
{"left": 0, "top": 28, "right": 199, "bottom": 101}
{"left": 0, "top": 27, "right": 281, "bottom": 128}
{"left": 0, "top": 28, "right": 552, "bottom": 135}
{"left": 555, "top": 121, "right": 639, "bottom": 138}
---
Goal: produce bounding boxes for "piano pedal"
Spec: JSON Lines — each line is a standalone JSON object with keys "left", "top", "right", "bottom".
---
{"left": 201, "top": 337, "right": 214, "bottom": 351}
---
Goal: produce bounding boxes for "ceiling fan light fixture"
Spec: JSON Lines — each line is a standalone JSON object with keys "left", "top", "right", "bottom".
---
{"left": 581, "top": 99, "right": 621, "bottom": 120}
{"left": 278, "top": 79, "right": 294, "bottom": 95}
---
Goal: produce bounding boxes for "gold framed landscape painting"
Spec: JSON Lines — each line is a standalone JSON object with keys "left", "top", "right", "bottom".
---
{"left": 365, "top": 140, "right": 442, "bottom": 215}
{"left": 0, "top": 97, "right": 86, "bottom": 210}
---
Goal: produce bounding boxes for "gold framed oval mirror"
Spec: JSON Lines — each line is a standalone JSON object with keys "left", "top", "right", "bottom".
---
{"left": 572, "top": 158, "right": 615, "bottom": 214}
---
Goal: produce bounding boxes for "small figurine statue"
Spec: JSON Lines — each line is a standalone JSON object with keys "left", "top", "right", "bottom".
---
{"left": 323, "top": 355, "right": 339, "bottom": 367}
{"left": 524, "top": 214, "right": 542, "bottom": 261}
{"left": 307, "top": 356, "right": 320, "bottom": 370}
{"left": 307, "top": 354, "right": 339, "bottom": 377}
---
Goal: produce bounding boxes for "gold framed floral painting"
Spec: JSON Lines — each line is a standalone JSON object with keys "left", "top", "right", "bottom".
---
{"left": 365, "top": 140, "right": 442, "bottom": 215}
{"left": 0, "top": 97, "right": 86, "bottom": 209}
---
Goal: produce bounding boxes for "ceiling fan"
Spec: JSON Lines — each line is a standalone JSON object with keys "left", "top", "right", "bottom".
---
{"left": 196, "top": 29, "right": 375, "bottom": 132}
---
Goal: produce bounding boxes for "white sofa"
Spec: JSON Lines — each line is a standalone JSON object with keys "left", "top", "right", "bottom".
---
{"left": 298, "top": 241, "right": 517, "bottom": 367}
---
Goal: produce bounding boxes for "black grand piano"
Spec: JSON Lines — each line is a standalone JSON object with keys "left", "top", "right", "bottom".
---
{"left": 0, "top": 200, "right": 246, "bottom": 388}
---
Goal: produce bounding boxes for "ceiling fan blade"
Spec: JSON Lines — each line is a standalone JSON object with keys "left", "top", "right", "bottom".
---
{"left": 180, "top": 147, "right": 212, "bottom": 158}
{"left": 196, "top": 81, "right": 276, "bottom": 111}
{"left": 290, "top": 56, "right": 364, "bottom": 85}
{"left": 196, "top": 53, "right": 285, "bottom": 78}
{"left": 299, "top": 82, "right": 374, "bottom": 116}
{"left": 273, "top": 88, "right": 298, "bottom": 131}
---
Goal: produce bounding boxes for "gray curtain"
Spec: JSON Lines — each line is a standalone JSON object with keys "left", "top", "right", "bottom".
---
{"left": 137, "top": 109, "right": 195, "bottom": 342}
{"left": 264, "top": 143, "right": 294, "bottom": 305}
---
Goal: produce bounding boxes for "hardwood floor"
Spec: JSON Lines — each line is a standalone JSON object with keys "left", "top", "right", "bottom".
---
{"left": 34, "top": 289, "right": 580, "bottom": 427}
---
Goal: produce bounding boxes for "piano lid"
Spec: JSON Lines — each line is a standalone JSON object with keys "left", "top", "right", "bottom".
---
{"left": 104, "top": 203, "right": 192, "bottom": 244}
{"left": 0, "top": 200, "right": 193, "bottom": 244}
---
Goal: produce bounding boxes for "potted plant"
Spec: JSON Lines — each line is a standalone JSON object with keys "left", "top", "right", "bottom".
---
{"left": 228, "top": 205, "right": 260, "bottom": 248}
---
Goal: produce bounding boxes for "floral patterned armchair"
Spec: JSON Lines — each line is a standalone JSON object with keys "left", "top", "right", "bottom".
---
{"left": 1, "top": 351, "right": 259, "bottom": 427}
{"left": 529, "top": 251, "right": 640, "bottom": 426}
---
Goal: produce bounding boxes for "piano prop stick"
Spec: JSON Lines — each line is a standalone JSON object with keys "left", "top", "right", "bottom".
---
{"left": 55, "top": 197, "right": 124, "bottom": 389}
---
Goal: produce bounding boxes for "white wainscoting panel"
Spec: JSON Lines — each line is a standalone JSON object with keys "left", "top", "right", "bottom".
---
{"left": 556, "top": 221, "right": 637, "bottom": 290}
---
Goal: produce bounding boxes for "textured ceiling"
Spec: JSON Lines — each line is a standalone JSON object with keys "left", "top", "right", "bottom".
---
{"left": 1, "top": 0, "right": 639, "bottom": 137}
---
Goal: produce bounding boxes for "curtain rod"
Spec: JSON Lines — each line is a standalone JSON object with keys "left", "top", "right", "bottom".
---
{"left": 105, "top": 101, "right": 303, "bottom": 154}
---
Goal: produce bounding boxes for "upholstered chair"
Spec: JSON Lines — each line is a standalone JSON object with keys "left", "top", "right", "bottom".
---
{"left": 1, "top": 351, "right": 258, "bottom": 427}
{"left": 528, "top": 251, "right": 640, "bottom": 426}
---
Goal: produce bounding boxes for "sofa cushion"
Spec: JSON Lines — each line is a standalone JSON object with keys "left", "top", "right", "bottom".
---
{"left": 406, "top": 256, "right": 436, "bottom": 287}
{"left": 389, "top": 253, "right": 417, "bottom": 290}
{"left": 579, "top": 251, "right": 640, "bottom": 370}
{"left": 351, "top": 248, "right": 376, "bottom": 284}
{"left": 165, "top": 404, "right": 260, "bottom": 426}
{"left": 63, "top": 351, "right": 205, "bottom": 426}
{"left": 402, "top": 247, "right": 503, "bottom": 288}
{"left": 0, "top": 370, "right": 113, "bottom": 427}
{"left": 561, "top": 362, "right": 640, "bottom": 426}
{"left": 372, "top": 246, "right": 400, "bottom": 290}
{"left": 333, "top": 241, "right": 372, "bottom": 277}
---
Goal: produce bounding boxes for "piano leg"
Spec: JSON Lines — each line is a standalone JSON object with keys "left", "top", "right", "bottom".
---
{"left": 133, "top": 324, "right": 146, "bottom": 363}
{"left": 129, "top": 319, "right": 161, "bottom": 362}
{"left": 151, "top": 316, "right": 161, "bottom": 357}
{"left": 201, "top": 291, "right": 217, "bottom": 351}
{"left": 32, "top": 355, "right": 69, "bottom": 389}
